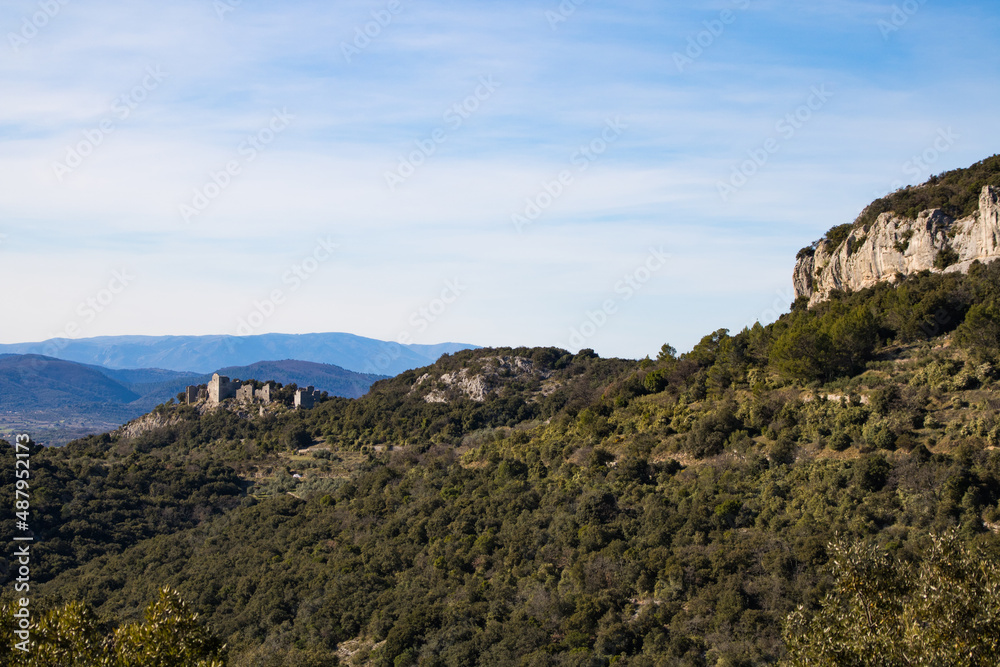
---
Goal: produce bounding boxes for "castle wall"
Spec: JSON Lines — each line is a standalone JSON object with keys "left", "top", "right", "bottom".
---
{"left": 208, "top": 374, "right": 241, "bottom": 404}
{"left": 256, "top": 382, "right": 275, "bottom": 403}
{"left": 186, "top": 384, "right": 209, "bottom": 404}
{"left": 294, "top": 386, "right": 321, "bottom": 409}
{"left": 201, "top": 375, "right": 318, "bottom": 408}
{"left": 236, "top": 384, "right": 256, "bottom": 403}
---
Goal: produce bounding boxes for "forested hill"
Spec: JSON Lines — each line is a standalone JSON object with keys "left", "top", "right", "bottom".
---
{"left": 5, "top": 261, "right": 1000, "bottom": 664}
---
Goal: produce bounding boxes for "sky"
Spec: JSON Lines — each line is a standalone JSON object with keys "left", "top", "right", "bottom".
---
{"left": 1, "top": 0, "right": 998, "bottom": 360}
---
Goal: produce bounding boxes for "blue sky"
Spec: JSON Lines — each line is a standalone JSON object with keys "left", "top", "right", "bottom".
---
{"left": 1, "top": 0, "right": 998, "bottom": 359}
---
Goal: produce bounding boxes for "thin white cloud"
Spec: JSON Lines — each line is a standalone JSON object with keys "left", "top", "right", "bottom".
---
{"left": 1, "top": 0, "right": 999, "bottom": 357}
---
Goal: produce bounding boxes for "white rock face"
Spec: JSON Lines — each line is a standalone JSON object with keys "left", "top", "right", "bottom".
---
{"left": 115, "top": 412, "right": 182, "bottom": 440}
{"left": 794, "top": 186, "right": 1000, "bottom": 306}
{"left": 415, "top": 356, "right": 548, "bottom": 404}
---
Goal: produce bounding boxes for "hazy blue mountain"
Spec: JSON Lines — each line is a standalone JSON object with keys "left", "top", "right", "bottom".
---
{"left": 0, "top": 333, "right": 477, "bottom": 376}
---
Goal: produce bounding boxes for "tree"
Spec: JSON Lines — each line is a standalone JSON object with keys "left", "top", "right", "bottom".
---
{"left": 769, "top": 321, "right": 831, "bottom": 381}
{"left": 686, "top": 329, "right": 729, "bottom": 367}
{"left": 281, "top": 424, "right": 313, "bottom": 451}
{"left": 112, "top": 587, "right": 226, "bottom": 667}
{"left": 0, "top": 588, "right": 226, "bottom": 666}
{"left": 826, "top": 305, "right": 880, "bottom": 375}
{"left": 934, "top": 247, "right": 960, "bottom": 270}
{"left": 783, "top": 532, "right": 1000, "bottom": 666}
{"left": 656, "top": 343, "right": 677, "bottom": 362}
{"left": 706, "top": 335, "right": 748, "bottom": 394}
{"left": 954, "top": 301, "right": 1000, "bottom": 361}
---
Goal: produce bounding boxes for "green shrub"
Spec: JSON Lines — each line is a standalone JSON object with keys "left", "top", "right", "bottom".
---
{"left": 934, "top": 247, "right": 960, "bottom": 270}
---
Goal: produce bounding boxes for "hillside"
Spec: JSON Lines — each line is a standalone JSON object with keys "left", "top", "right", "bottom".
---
{"left": 794, "top": 155, "right": 1000, "bottom": 306}
{"left": 4, "top": 251, "right": 1000, "bottom": 664}
{"left": 0, "top": 355, "right": 141, "bottom": 408}
{"left": 0, "top": 355, "right": 147, "bottom": 444}
{"left": 0, "top": 356, "right": 387, "bottom": 446}
{"left": 5, "top": 161, "right": 1000, "bottom": 665}
{"left": 0, "top": 333, "right": 478, "bottom": 376}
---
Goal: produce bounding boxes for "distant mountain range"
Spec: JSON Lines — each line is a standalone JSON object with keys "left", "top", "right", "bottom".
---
{"left": 89, "top": 358, "right": 389, "bottom": 406}
{"left": 0, "top": 332, "right": 477, "bottom": 377}
{"left": 0, "top": 354, "right": 389, "bottom": 446}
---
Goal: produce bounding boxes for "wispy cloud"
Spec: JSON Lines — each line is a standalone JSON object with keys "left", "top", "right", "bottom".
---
{"left": 1, "top": 0, "right": 998, "bottom": 357}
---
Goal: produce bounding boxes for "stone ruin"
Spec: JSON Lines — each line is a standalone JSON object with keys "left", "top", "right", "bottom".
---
{"left": 185, "top": 385, "right": 206, "bottom": 404}
{"left": 294, "top": 386, "right": 322, "bottom": 410}
{"left": 184, "top": 373, "right": 320, "bottom": 409}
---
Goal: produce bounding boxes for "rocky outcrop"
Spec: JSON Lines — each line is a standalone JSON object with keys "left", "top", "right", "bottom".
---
{"left": 795, "top": 186, "right": 1000, "bottom": 306}
{"left": 115, "top": 411, "right": 183, "bottom": 440}
{"left": 414, "top": 356, "right": 549, "bottom": 404}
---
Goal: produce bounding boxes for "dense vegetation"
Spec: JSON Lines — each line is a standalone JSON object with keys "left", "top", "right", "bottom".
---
{"left": 784, "top": 532, "right": 1000, "bottom": 666}
{"left": 6, "top": 187, "right": 1000, "bottom": 662}
{"left": 0, "top": 588, "right": 226, "bottom": 666}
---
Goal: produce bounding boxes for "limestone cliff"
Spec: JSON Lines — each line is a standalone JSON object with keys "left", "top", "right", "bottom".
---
{"left": 794, "top": 185, "right": 1000, "bottom": 306}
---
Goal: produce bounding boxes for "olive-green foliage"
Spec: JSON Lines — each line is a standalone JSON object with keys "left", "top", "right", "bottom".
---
{"left": 765, "top": 303, "right": 880, "bottom": 381}
{"left": 656, "top": 344, "right": 677, "bottom": 362}
{"left": 0, "top": 435, "right": 244, "bottom": 584}
{"left": 280, "top": 423, "right": 313, "bottom": 451}
{"left": 732, "top": 259, "right": 1000, "bottom": 382}
{"left": 853, "top": 453, "right": 891, "bottom": 491}
{"left": 638, "top": 262, "right": 1000, "bottom": 389}
{"left": 685, "top": 398, "right": 739, "bottom": 457}
{"left": 25, "top": 438, "right": 1000, "bottom": 666}
{"left": 824, "top": 223, "right": 853, "bottom": 251}
{"left": 783, "top": 532, "right": 1000, "bottom": 666}
{"left": 0, "top": 600, "right": 106, "bottom": 666}
{"left": 953, "top": 300, "right": 1000, "bottom": 362}
{"left": 933, "top": 246, "right": 959, "bottom": 270}
{"left": 0, "top": 588, "right": 225, "bottom": 666}
{"left": 111, "top": 587, "right": 226, "bottom": 667}
{"left": 908, "top": 357, "right": 971, "bottom": 391}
